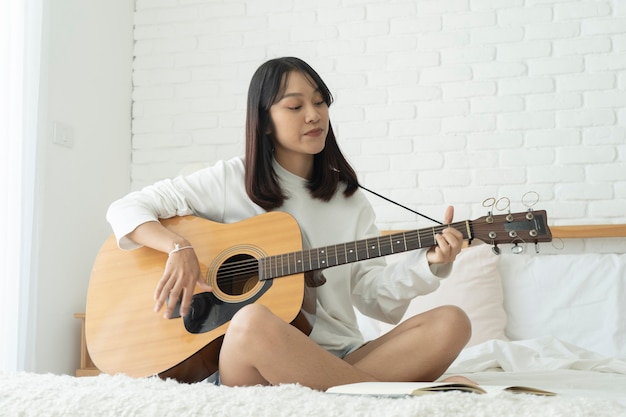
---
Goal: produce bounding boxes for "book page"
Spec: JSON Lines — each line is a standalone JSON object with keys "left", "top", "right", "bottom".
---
{"left": 326, "top": 382, "right": 556, "bottom": 397}
{"left": 326, "top": 382, "right": 484, "bottom": 396}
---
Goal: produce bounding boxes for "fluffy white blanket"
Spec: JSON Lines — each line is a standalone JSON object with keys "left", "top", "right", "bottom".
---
{"left": 1, "top": 371, "right": 625, "bottom": 417}
{"left": 3, "top": 338, "right": 626, "bottom": 416}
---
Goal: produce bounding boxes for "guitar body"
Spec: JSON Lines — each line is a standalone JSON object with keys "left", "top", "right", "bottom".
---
{"left": 85, "top": 211, "right": 310, "bottom": 383}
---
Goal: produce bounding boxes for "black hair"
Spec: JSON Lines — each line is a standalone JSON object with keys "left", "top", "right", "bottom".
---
{"left": 244, "top": 57, "right": 359, "bottom": 211}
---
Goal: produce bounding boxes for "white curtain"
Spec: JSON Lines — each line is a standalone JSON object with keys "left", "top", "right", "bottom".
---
{"left": 0, "top": 0, "right": 42, "bottom": 371}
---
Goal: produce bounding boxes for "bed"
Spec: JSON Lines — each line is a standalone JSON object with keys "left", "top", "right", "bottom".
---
{"left": 1, "top": 223, "right": 625, "bottom": 416}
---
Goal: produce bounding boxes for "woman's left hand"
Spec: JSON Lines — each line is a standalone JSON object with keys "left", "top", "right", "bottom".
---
{"left": 426, "top": 206, "right": 463, "bottom": 265}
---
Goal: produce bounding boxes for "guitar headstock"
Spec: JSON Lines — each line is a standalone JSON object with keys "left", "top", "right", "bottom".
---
{"left": 471, "top": 209, "right": 552, "bottom": 254}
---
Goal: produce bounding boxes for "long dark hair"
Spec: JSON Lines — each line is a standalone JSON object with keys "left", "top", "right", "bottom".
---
{"left": 244, "top": 57, "right": 359, "bottom": 211}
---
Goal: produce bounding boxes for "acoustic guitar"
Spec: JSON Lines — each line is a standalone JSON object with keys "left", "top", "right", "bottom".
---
{"left": 85, "top": 209, "right": 552, "bottom": 383}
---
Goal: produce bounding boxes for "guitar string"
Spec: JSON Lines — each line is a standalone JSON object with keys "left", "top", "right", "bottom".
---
{"left": 210, "top": 216, "right": 540, "bottom": 287}
{"left": 211, "top": 221, "right": 481, "bottom": 286}
{"left": 214, "top": 221, "right": 526, "bottom": 284}
{"left": 214, "top": 222, "right": 468, "bottom": 276}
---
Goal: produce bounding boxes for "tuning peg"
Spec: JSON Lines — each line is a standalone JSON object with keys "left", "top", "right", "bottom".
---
{"left": 492, "top": 244, "right": 501, "bottom": 255}
{"left": 511, "top": 243, "right": 524, "bottom": 254}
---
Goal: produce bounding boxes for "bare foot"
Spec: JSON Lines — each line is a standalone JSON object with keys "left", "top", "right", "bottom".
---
{"left": 441, "top": 375, "right": 477, "bottom": 385}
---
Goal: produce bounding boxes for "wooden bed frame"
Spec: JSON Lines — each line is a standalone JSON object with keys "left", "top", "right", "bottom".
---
{"left": 549, "top": 224, "right": 626, "bottom": 239}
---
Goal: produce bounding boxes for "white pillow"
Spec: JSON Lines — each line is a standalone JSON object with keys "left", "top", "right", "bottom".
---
{"left": 501, "top": 252, "right": 626, "bottom": 360}
{"left": 374, "top": 242, "right": 508, "bottom": 347}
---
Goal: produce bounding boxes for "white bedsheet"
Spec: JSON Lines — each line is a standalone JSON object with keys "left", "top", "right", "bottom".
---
{"left": 449, "top": 337, "right": 626, "bottom": 374}
{"left": 445, "top": 337, "right": 626, "bottom": 406}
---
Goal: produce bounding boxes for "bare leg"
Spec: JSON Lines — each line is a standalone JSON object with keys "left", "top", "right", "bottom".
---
{"left": 218, "top": 303, "right": 378, "bottom": 390}
{"left": 218, "top": 304, "right": 470, "bottom": 390}
{"left": 344, "top": 305, "right": 471, "bottom": 382}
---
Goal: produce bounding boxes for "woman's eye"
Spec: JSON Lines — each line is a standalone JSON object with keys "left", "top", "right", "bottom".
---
{"left": 288, "top": 105, "right": 301, "bottom": 110}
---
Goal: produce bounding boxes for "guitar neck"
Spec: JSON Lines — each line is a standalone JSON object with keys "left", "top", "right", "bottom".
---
{"left": 259, "top": 220, "right": 472, "bottom": 280}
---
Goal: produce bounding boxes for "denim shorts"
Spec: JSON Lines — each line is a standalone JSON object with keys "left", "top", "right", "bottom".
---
{"left": 328, "top": 343, "right": 363, "bottom": 359}
{"left": 206, "top": 371, "right": 220, "bottom": 386}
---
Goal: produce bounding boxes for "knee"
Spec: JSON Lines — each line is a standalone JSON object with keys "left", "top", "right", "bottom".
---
{"left": 227, "top": 303, "right": 273, "bottom": 340}
{"left": 432, "top": 305, "right": 472, "bottom": 346}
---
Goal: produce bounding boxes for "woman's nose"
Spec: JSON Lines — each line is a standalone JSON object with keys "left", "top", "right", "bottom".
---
{"left": 305, "top": 106, "right": 320, "bottom": 123}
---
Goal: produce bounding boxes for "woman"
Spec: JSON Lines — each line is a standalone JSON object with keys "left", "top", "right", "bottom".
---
{"left": 107, "top": 57, "right": 470, "bottom": 390}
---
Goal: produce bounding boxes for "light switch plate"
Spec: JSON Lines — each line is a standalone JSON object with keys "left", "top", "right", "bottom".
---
{"left": 52, "top": 121, "right": 74, "bottom": 148}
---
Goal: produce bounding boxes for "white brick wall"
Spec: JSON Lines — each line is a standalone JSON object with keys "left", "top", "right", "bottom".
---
{"left": 132, "top": 0, "right": 626, "bottom": 231}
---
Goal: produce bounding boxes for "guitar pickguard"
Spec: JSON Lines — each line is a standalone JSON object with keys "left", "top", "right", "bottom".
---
{"left": 176, "top": 280, "right": 273, "bottom": 334}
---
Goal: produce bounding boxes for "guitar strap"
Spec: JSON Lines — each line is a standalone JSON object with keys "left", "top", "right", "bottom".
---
{"left": 357, "top": 183, "right": 443, "bottom": 225}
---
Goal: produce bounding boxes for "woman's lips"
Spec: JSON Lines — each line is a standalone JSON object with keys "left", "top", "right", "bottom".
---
{"left": 305, "top": 128, "right": 323, "bottom": 137}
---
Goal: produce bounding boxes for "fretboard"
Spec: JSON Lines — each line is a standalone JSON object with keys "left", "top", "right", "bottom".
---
{"left": 258, "top": 220, "right": 472, "bottom": 280}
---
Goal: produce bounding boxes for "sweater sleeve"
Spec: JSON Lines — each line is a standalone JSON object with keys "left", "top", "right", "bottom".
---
{"left": 106, "top": 158, "right": 237, "bottom": 250}
{"left": 349, "top": 204, "right": 452, "bottom": 325}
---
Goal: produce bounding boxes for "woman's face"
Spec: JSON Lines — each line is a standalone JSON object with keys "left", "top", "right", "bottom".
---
{"left": 268, "top": 71, "right": 329, "bottom": 179}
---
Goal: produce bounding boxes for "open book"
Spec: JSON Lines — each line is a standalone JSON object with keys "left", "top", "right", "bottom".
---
{"left": 326, "top": 382, "right": 556, "bottom": 397}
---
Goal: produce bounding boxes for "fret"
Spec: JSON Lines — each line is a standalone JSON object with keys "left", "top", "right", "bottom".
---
{"left": 265, "top": 255, "right": 271, "bottom": 278}
{"left": 295, "top": 251, "right": 303, "bottom": 273}
{"left": 310, "top": 248, "right": 318, "bottom": 270}
{"left": 379, "top": 235, "right": 387, "bottom": 255}
{"left": 345, "top": 241, "right": 357, "bottom": 263}
{"left": 382, "top": 234, "right": 393, "bottom": 256}
{"left": 273, "top": 254, "right": 278, "bottom": 277}
{"left": 258, "top": 258, "right": 265, "bottom": 280}
{"left": 324, "top": 245, "right": 337, "bottom": 268}
{"left": 303, "top": 249, "right": 312, "bottom": 271}
{"left": 415, "top": 230, "right": 422, "bottom": 249}
{"left": 319, "top": 248, "right": 327, "bottom": 269}
{"left": 424, "top": 228, "right": 436, "bottom": 247}
{"left": 405, "top": 230, "right": 420, "bottom": 251}
{"left": 280, "top": 253, "right": 285, "bottom": 277}
{"left": 355, "top": 239, "right": 368, "bottom": 261}
{"left": 365, "top": 237, "right": 380, "bottom": 258}
{"left": 390, "top": 233, "right": 406, "bottom": 253}
{"left": 287, "top": 252, "right": 292, "bottom": 275}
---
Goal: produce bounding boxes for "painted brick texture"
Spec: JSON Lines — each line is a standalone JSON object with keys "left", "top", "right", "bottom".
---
{"left": 132, "top": 0, "right": 626, "bottom": 229}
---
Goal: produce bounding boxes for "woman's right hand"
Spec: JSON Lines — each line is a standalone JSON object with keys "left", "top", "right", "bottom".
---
{"left": 126, "top": 220, "right": 213, "bottom": 319}
{"left": 154, "top": 246, "right": 213, "bottom": 319}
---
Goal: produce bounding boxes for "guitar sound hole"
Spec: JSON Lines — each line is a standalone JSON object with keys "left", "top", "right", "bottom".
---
{"left": 216, "top": 253, "right": 259, "bottom": 296}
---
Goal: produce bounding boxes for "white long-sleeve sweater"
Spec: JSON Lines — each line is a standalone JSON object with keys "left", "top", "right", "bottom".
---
{"left": 106, "top": 156, "right": 449, "bottom": 356}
